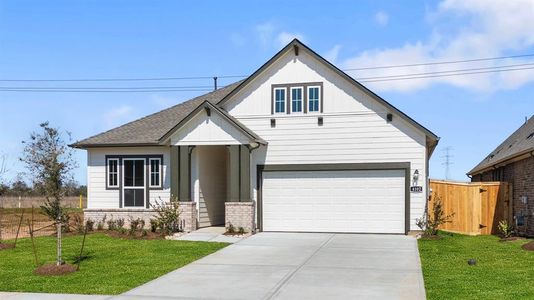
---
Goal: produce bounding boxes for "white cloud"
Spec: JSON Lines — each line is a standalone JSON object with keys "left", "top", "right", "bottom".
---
{"left": 324, "top": 44, "right": 342, "bottom": 63}
{"left": 340, "top": 0, "right": 534, "bottom": 93}
{"left": 276, "top": 31, "right": 305, "bottom": 47}
{"left": 103, "top": 105, "right": 134, "bottom": 128}
{"left": 151, "top": 94, "right": 176, "bottom": 109}
{"left": 255, "top": 22, "right": 275, "bottom": 46}
{"left": 374, "top": 11, "right": 389, "bottom": 27}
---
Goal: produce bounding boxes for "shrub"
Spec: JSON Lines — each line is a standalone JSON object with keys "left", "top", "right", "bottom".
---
{"left": 498, "top": 220, "right": 514, "bottom": 238}
{"left": 107, "top": 219, "right": 117, "bottom": 231}
{"left": 227, "top": 223, "right": 235, "bottom": 234}
{"left": 85, "top": 219, "right": 95, "bottom": 232}
{"left": 238, "top": 227, "right": 245, "bottom": 235}
{"left": 129, "top": 218, "right": 142, "bottom": 235}
{"left": 150, "top": 196, "right": 181, "bottom": 235}
{"left": 149, "top": 219, "right": 159, "bottom": 233}
{"left": 96, "top": 221, "right": 104, "bottom": 231}
{"left": 416, "top": 196, "right": 454, "bottom": 237}
{"left": 72, "top": 214, "right": 85, "bottom": 234}
{"left": 141, "top": 229, "right": 148, "bottom": 237}
{"left": 117, "top": 227, "right": 127, "bottom": 235}
{"left": 116, "top": 218, "right": 125, "bottom": 229}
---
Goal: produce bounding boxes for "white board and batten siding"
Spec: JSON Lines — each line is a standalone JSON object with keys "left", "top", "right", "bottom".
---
{"left": 87, "top": 147, "right": 171, "bottom": 209}
{"left": 222, "top": 50, "right": 428, "bottom": 231}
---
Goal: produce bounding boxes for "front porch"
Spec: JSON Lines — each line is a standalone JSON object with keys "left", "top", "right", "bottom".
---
{"left": 166, "top": 101, "right": 265, "bottom": 233}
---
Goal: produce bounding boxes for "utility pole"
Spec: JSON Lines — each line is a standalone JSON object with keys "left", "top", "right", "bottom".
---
{"left": 213, "top": 76, "right": 218, "bottom": 91}
{"left": 441, "top": 147, "right": 454, "bottom": 180}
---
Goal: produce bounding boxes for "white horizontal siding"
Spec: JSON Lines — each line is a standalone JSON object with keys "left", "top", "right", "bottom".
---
{"left": 87, "top": 147, "right": 171, "bottom": 209}
{"left": 221, "top": 49, "right": 429, "bottom": 231}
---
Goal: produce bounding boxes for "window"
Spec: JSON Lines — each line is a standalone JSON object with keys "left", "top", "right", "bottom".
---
{"left": 123, "top": 158, "right": 145, "bottom": 207}
{"left": 291, "top": 87, "right": 303, "bottom": 113}
{"left": 107, "top": 158, "right": 119, "bottom": 188}
{"left": 272, "top": 83, "right": 323, "bottom": 115}
{"left": 274, "top": 88, "right": 286, "bottom": 113}
{"left": 149, "top": 158, "right": 161, "bottom": 188}
{"left": 308, "top": 86, "right": 320, "bottom": 112}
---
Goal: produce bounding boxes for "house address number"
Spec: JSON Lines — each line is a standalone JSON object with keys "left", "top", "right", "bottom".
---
{"left": 410, "top": 186, "right": 423, "bottom": 193}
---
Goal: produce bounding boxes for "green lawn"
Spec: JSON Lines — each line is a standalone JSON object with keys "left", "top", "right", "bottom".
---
{"left": 418, "top": 233, "right": 534, "bottom": 299}
{"left": 0, "top": 233, "right": 228, "bottom": 294}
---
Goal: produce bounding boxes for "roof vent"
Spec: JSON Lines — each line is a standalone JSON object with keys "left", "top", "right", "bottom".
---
{"left": 527, "top": 132, "right": 534, "bottom": 140}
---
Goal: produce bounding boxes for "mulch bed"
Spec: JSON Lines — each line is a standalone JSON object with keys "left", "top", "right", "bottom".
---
{"left": 419, "top": 235, "right": 443, "bottom": 240}
{"left": 34, "top": 263, "right": 77, "bottom": 276}
{"left": 499, "top": 237, "right": 524, "bottom": 242}
{"left": 521, "top": 241, "right": 534, "bottom": 251}
{"left": 223, "top": 232, "right": 249, "bottom": 237}
{"left": 105, "top": 230, "right": 165, "bottom": 240}
{"left": 0, "top": 243, "right": 16, "bottom": 250}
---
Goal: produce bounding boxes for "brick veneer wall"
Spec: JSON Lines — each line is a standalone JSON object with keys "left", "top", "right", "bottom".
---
{"left": 472, "top": 156, "right": 534, "bottom": 236}
{"left": 84, "top": 201, "right": 198, "bottom": 232}
{"left": 225, "top": 202, "right": 255, "bottom": 233}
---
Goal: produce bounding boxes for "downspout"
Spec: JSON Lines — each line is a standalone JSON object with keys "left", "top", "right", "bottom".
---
{"left": 246, "top": 142, "right": 261, "bottom": 203}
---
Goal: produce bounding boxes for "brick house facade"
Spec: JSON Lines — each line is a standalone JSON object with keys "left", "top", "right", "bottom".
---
{"left": 471, "top": 156, "right": 534, "bottom": 236}
{"left": 469, "top": 116, "right": 534, "bottom": 237}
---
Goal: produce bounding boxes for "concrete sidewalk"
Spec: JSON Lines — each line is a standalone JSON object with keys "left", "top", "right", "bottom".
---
{"left": 117, "top": 232, "right": 426, "bottom": 300}
{"left": 0, "top": 292, "right": 111, "bottom": 300}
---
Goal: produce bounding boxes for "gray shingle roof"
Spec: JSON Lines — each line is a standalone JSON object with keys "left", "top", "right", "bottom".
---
{"left": 71, "top": 80, "right": 243, "bottom": 148}
{"left": 468, "top": 115, "right": 534, "bottom": 175}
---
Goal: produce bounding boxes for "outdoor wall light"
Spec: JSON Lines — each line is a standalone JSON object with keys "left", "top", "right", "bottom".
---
{"left": 413, "top": 169, "right": 420, "bottom": 183}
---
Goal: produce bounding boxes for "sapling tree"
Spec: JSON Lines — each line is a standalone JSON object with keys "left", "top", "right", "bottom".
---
{"left": 416, "top": 196, "right": 455, "bottom": 237}
{"left": 20, "top": 122, "right": 77, "bottom": 265}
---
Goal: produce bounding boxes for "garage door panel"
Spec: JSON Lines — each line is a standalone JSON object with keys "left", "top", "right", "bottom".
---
{"left": 262, "top": 169, "right": 405, "bottom": 234}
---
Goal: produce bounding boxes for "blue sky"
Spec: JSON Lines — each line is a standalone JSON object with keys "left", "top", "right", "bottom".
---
{"left": 1, "top": 0, "right": 533, "bottom": 185}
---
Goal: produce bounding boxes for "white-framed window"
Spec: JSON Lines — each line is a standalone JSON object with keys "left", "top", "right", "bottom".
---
{"left": 274, "top": 87, "right": 286, "bottom": 113}
{"left": 291, "top": 87, "right": 303, "bottom": 113}
{"left": 149, "top": 158, "right": 161, "bottom": 188}
{"left": 122, "top": 158, "right": 145, "bottom": 208}
{"left": 308, "top": 86, "right": 321, "bottom": 112}
{"left": 107, "top": 158, "right": 119, "bottom": 188}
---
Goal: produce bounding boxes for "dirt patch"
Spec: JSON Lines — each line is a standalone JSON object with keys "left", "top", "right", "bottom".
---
{"left": 34, "top": 263, "right": 77, "bottom": 276}
{"left": 0, "top": 243, "right": 16, "bottom": 250}
{"left": 521, "top": 241, "right": 534, "bottom": 251}
{"left": 499, "top": 237, "right": 524, "bottom": 242}
{"left": 106, "top": 230, "right": 165, "bottom": 240}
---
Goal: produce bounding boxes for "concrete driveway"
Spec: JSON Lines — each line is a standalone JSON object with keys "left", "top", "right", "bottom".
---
{"left": 117, "top": 232, "right": 425, "bottom": 300}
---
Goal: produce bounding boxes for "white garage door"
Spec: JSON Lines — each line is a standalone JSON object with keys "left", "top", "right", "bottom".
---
{"left": 262, "top": 169, "right": 405, "bottom": 234}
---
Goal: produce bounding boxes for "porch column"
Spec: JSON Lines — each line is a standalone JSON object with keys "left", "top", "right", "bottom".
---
{"left": 227, "top": 145, "right": 251, "bottom": 202}
{"left": 170, "top": 146, "right": 179, "bottom": 200}
{"left": 178, "top": 146, "right": 192, "bottom": 201}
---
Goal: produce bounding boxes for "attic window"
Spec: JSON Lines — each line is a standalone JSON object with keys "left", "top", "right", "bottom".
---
{"left": 527, "top": 132, "right": 534, "bottom": 140}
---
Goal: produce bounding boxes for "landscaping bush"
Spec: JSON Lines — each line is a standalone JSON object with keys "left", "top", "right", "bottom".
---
{"left": 498, "top": 220, "right": 514, "bottom": 238}
{"left": 238, "top": 227, "right": 245, "bottom": 235}
{"left": 149, "top": 219, "right": 158, "bottom": 233}
{"left": 116, "top": 218, "right": 125, "bottom": 229}
{"left": 129, "top": 218, "right": 142, "bottom": 235}
{"left": 227, "top": 223, "right": 235, "bottom": 234}
{"left": 416, "top": 196, "right": 454, "bottom": 236}
{"left": 150, "top": 197, "right": 181, "bottom": 235}
{"left": 72, "top": 214, "right": 85, "bottom": 234}
{"left": 107, "top": 219, "right": 117, "bottom": 231}
{"left": 85, "top": 219, "right": 94, "bottom": 232}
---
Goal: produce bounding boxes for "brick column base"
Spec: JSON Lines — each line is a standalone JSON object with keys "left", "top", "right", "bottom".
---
{"left": 179, "top": 202, "right": 197, "bottom": 232}
{"left": 225, "top": 202, "right": 255, "bottom": 233}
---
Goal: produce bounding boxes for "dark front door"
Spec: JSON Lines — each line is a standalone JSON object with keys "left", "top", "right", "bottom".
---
{"left": 123, "top": 158, "right": 145, "bottom": 207}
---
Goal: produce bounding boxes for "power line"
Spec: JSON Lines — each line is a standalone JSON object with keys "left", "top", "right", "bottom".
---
{"left": 0, "top": 89, "right": 213, "bottom": 93}
{"left": 343, "top": 53, "right": 534, "bottom": 71}
{"left": 2, "top": 52, "right": 534, "bottom": 83}
{"left": 354, "top": 62, "right": 534, "bottom": 81}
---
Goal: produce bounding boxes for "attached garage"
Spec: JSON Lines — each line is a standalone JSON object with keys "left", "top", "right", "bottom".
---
{"left": 259, "top": 164, "right": 409, "bottom": 234}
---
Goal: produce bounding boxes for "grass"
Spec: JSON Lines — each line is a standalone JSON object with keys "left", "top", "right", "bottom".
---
{"left": 0, "top": 233, "right": 228, "bottom": 294}
{"left": 418, "top": 232, "right": 534, "bottom": 300}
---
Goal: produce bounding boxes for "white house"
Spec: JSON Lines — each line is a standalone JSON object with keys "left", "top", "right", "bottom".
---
{"left": 72, "top": 39, "right": 439, "bottom": 235}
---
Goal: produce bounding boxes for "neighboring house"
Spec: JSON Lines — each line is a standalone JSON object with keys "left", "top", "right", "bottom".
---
{"left": 468, "top": 116, "right": 534, "bottom": 236}
{"left": 72, "top": 39, "right": 439, "bottom": 235}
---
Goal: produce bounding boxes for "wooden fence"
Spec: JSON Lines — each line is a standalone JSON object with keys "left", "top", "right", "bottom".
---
{"left": 429, "top": 180, "right": 512, "bottom": 235}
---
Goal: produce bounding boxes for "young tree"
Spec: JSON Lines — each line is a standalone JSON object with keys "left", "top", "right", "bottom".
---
{"left": 20, "top": 122, "right": 77, "bottom": 265}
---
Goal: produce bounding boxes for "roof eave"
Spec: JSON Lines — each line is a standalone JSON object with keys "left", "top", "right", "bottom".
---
{"left": 467, "top": 147, "right": 534, "bottom": 175}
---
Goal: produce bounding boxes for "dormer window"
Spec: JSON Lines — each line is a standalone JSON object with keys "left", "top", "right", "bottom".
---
{"left": 291, "top": 87, "right": 303, "bottom": 113}
{"left": 308, "top": 86, "right": 321, "bottom": 112}
{"left": 272, "top": 82, "right": 323, "bottom": 115}
{"left": 274, "top": 87, "right": 286, "bottom": 114}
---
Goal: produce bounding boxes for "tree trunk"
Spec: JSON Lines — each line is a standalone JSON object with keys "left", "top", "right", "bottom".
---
{"left": 56, "top": 214, "right": 62, "bottom": 265}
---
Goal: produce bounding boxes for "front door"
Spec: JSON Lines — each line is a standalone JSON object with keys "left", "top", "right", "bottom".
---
{"left": 123, "top": 158, "right": 145, "bottom": 207}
